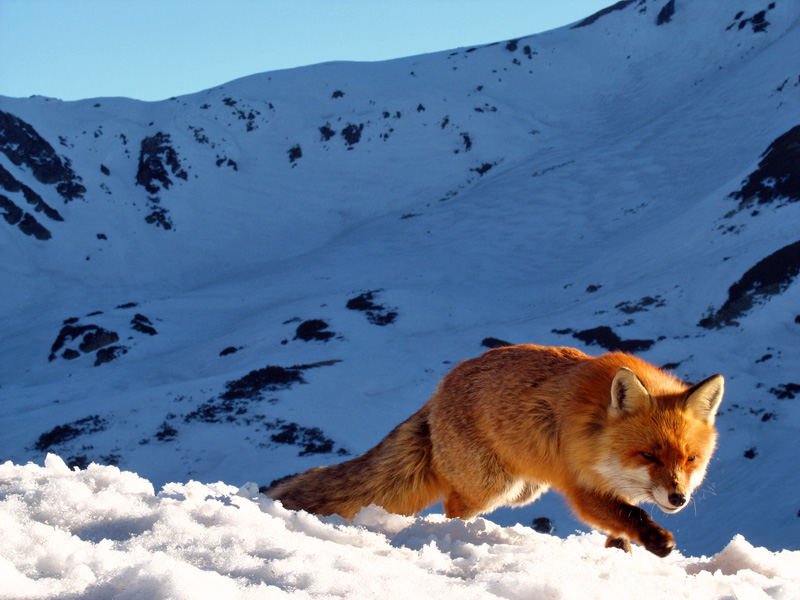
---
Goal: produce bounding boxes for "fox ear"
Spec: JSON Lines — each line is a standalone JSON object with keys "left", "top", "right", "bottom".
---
{"left": 609, "top": 367, "right": 651, "bottom": 417}
{"left": 685, "top": 374, "right": 724, "bottom": 425}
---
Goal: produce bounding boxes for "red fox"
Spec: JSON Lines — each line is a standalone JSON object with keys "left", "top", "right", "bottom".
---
{"left": 267, "top": 344, "right": 724, "bottom": 556}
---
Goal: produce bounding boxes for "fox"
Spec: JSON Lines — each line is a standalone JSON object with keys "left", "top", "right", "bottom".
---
{"left": 267, "top": 344, "right": 724, "bottom": 556}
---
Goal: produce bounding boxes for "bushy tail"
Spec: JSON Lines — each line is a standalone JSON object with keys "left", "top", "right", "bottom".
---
{"left": 266, "top": 406, "right": 443, "bottom": 519}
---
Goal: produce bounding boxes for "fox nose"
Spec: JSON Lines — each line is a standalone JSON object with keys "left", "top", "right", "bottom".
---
{"left": 668, "top": 493, "right": 686, "bottom": 507}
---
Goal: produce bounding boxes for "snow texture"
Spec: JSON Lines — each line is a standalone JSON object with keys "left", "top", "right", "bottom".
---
{"left": 1, "top": 455, "right": 798, "bottom": 600}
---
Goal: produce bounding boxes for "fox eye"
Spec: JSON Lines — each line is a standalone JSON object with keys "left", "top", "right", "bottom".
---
{"left": 687, "top": 455, "right": 697, "bottom": 462}
{"left": 640, "top": 451, "right": 659, "bottom": 462}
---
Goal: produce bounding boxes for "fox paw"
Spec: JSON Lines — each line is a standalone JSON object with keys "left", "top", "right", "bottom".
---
{"left": 641, "top": 526, "right": 675, "bottom": 557}
{"left": 605, "top": 536, "right": 632, "bottom": 553}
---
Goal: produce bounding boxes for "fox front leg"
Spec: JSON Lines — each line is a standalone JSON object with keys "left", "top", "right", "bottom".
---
{"left": 566, "top": 487, "right": 675, "bottom": 557}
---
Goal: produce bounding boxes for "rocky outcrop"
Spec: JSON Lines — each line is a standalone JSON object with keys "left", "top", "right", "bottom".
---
{"left": 0, "top": 163, "right": 63, "bottom": 240}
{"left": 0, "top": 110, "right": 85, "bottom": 202}
{"left": 656, "top": 0, "right": 675, "bottom": 25}
{"left": 572, "top": 0, "right": 637, "bottom": 28}
{"left": 136, "top": 132, "right": 187, "bottom": 194}
{"left": 699, "top": 239, "right": 800, "bottom": 328}
{"left": 729, "top": 125, "right": 800, "bottom": 211}
{"left": 135, "top": 132, "right": 187, "bottom": 229}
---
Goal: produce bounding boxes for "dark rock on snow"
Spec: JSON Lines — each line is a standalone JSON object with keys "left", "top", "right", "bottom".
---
{"left": 35, "top": 415, "right": 108, "bottom": 452}
{"left": 699, "top": 239, "right": 800, "bottom": 328}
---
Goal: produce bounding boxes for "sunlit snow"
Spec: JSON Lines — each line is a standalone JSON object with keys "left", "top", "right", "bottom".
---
{"left": 1, "top": 455, "right": 798, "bottom": 599}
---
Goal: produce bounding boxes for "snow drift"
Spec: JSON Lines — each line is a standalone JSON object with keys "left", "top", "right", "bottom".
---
{"left": 1, "top": 455, "right": 798, "bottom": 599}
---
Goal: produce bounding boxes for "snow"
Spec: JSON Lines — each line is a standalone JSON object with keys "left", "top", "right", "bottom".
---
{"left": 1, "top": 455, "right": 797, "bottom": 600}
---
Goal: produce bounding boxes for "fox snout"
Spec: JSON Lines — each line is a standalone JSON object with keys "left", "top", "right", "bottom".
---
{"left": 668, "top": 492, "right": 686, "bottom": 507}
{"left": 652, "top": 484, "right": 690, "bottom": 513}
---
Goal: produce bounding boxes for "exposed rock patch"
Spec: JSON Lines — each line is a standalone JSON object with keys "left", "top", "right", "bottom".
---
{"left": 144, "top": 205, "right": 173, "bottom": 230}
{"left": 136, "top": 132, "right": 187, "bottom": 192}
{"left": 532, "top": 517, "right": 555, "bottom": 534}
{"left": 726, "top": 4, "right": 775, "bottom": 32}
{"left": 131, "top": 314, "right": 157, "bottom": 336}
{"left": 727, "top": 125, "right": 800, "bottom": 215}
{"left": 267, "top": 419, "right": 344, "bottom": 456}
{"left": 0, "top": 110, "right": 85, "bottom": 201}
{"left": 288, "top": 144, "right": 302, "bottom": 164}
{"left": 185, "top": 360, "right": 341, "bottom": 424}
{"left": 221, "top": 366, "right": 305, "bottom": 402}
{"left": 769, "top": 383, "right": 800, "bottom": 400}
{"left": 699, "top": 239, "right": 800, "bottom": 328}
{"left": 482, "top": 337, "right": 513, "bottom": 348}
{"left": 0, "top": 163, "right": 63, "bottom": 222}
{"left": 136, "top": 132, "right": 187, "bottom": 230}
{"left": 471, "top": 162, "right": 495, "bottom": 176}
{"left": 34, "top": 415, "right": 108, "bottom": 452}
{"left": 656, "top": 0, "right": 675, "bottom": 25}
{"left": 95, "top": 345, "right": 128, "bottom": 366}
{"left": 222, "top": 97, "right": 262, "bottom": 131}
{"left": 346, "top": 290, "right": 398, "bottom": 326}
{"left": 319, "top": 124, "right": 336, "bottom": 141}
{"left": 1, "top": 195, "right": 51, "bottom": 240}
{"left": 182, "top": 360, "right": 345, "bottom": 456}
{"left": 616, "top": 295, "right": 665, "bottom": 314}
{"left": 294, "top": 319, "right": 335, "bottom": 342}
{"left": 18, "top": 212, "right": 51, "bottom": 239}
{"left": 341, "top": 123, "right": 364, "bottom": 147}
{"left": 572, "top": 0, "right": 636, "bottom": 28}
{"left": 48, "top": 309, "right": 157, "bottom": 365}
{"left": 155, "top": 421, "right": 178, "bottom": 442}
{"left": 49, "top": 323, "right": 119, "bottom": 362}
{"left": 553, "top": 326, "right": 654, "bottom": 353}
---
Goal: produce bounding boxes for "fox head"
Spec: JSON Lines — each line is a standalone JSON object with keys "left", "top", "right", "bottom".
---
{"left": 597, "top": 367, "right": 724, "bottom": 513}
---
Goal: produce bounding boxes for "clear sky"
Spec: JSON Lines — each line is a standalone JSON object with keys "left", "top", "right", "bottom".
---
{"left": 1, "top": 0, "right": 611, "bottom": 102}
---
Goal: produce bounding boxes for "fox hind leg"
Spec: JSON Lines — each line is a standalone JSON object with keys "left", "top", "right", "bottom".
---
{"left": 444, "top": 489, "right": 482, "bottom": 519}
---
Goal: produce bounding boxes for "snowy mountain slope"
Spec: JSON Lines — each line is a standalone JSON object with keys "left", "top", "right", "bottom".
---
{"left": 1, "top": 0, "right": 800, "bottom": 561}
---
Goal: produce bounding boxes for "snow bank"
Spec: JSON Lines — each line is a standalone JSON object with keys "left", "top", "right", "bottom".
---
{"left": 1, "top": 455, "right": 797, "bottom": 600}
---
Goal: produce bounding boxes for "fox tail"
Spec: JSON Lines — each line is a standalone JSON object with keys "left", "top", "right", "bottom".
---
{"left": 266, "top": 406, "right": 443, "bottom": 519}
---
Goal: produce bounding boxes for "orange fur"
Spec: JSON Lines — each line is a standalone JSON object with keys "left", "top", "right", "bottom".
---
{"left": 267, "top": 344, "right": 724, "bottom": 556}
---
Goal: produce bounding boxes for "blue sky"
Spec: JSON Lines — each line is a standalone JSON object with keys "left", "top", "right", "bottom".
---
{"left": 1, "top": 0, "right": 611, "bottom": 101}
